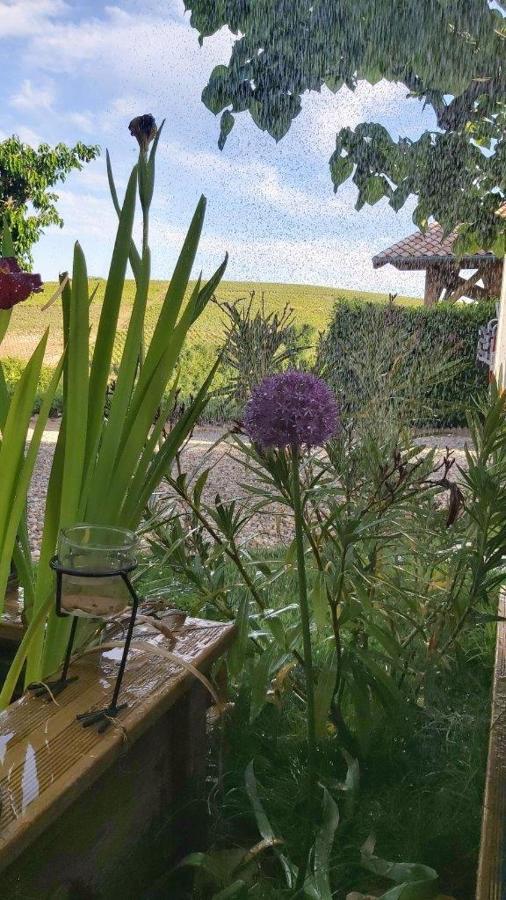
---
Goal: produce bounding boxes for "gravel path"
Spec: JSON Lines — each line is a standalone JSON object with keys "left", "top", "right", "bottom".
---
{"left": 26, "top": 421, "right": 471, "bottom": 554}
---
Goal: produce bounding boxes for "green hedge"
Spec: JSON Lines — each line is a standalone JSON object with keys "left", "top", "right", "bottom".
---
{"left": 316, "top": 298, "right": 496, "bottom": 428}
{"left": 0, "top": 346, "right": 237, "bottom": 423}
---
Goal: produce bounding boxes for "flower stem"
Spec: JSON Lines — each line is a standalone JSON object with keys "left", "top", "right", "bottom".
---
{"left": 292, "top": 445, "right": 316, "bottom": 764}
{"left": 291, "top": 445, "right": 318, "bottom": 888}
{"left": 139, "top": 147, "right": 150, "bottom": 369}
{"left": 291, "top": 447, "right": 317, "bottom": 770}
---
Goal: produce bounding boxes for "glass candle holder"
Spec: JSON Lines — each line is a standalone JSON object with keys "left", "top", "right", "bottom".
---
{"left": 57, "top": 524, "right": 138, "bottom": 619}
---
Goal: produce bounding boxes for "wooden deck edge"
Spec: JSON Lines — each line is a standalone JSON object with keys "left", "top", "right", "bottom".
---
{"left": 0, "top": 621, "right": 235, "bottom": 873}
{"left": 476, "top": 591, "right": 506, "bottom": 899}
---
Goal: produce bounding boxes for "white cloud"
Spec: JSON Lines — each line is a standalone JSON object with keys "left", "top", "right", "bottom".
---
{"left": 66, "top": 111, "right": 95, "bottom": 133}
{"left": 10, "top": 78, "right": 55, "bottom": 112}
{"left": 0, "top": 0, "right": 68, "bottom": 37}
{"left": 24, "top": 2, "right": 233, "bottom": 100}
{"left": 145, "top": 213, "right": 424, "bottom": 296}
{"left": 32, "top": 176, "right": 425, "bottom": 297}
{"left": 5, "top": 125, "right": 44, "bottom": 145}
{"left": 164, "top": 142, "right": 351, "bottom": 219}
{"left": 221, "top": 233, "right": 422, "bottom": 296}
{"left": 65, "top": 96, "right": 146, "bottom": 139}
{"left": 295, "top": 80, "right": 437, "bottom": 158}
{"left": 55, "top": 188, "right": 117, "bottom": 240}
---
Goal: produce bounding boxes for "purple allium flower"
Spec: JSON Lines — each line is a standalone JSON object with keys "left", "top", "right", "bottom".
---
{"left": 244, "top": 370, "right": 339, "bottom": 449}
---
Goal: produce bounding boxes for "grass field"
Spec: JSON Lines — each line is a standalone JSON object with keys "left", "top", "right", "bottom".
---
{"left": 2, "top": 278, "right": 419, "bottom": 364}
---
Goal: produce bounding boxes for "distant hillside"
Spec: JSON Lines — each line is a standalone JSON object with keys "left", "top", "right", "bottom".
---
{"left": 2, "top": 278, "right": 420, "bottom": 364}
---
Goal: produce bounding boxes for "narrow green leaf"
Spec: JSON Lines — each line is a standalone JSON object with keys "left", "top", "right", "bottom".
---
{"left": 314, "top": 651, "right": 337, "bottom": 739}
{"left": 106, "top": 150, "right": 141, "bottom": 280}
{"left": 245, "top": 761, "right": 275, "bottom": 841}
{"left": 313, "top": 787, "right": 339, "bottom": 899}
{"left": 59, "top": 242, "right": 89, "bottom": 525}
{"left": 128, "top": 358, "right": 220, "bottom": 522}
{"left": 0, "top": 352, "right": 64, "bottom": 611}
{"left": 249, "top": 646, "right": 275, "bottom": 722}
{"left": 311, "top": 571, "right": 328, "bottom": 630}
{"left": 119, "top": 374, "right": 180, "bottom": 521}
{"left": 83, "top": 165, "right": 137, "bottom": 490}
{"left": 129, "top": 195, "right": 207, "bottom": 418}
{"left": 0, "top": 356, "right": 11, "bottom": 428}
{"left": 0, "top": 330, "right": 48, "bottom": 560}
{"left": 86, "top": 247, "right": 151, "bottom": 514}
{"left": 0, "top": 590, "right": 54, "bottom": 708}
{"left": 0, "top": 309, "right": 12, "bottom": 347}
{"left": 228, "top": 596, "right": 250, "bottom": 677}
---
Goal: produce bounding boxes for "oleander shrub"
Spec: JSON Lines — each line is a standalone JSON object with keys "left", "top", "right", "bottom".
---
{"left": 316, "top": 298, "right": 496, "bottom": 429}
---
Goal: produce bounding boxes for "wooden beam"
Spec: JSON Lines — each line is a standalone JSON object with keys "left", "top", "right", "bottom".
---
{"left": 493, "top": 259, "right": 506, "bottom": 388}
{"left": 447, "top": 269, "right": 483, "bottom": 303}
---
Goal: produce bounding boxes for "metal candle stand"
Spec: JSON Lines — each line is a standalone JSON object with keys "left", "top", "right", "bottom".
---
{"left": 28, "top": 555, "right": 141, "bottom": 734}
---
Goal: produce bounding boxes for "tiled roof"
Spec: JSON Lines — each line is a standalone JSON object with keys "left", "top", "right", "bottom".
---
{"left": 372, "top": 223, "right": 498, "bottom": 271}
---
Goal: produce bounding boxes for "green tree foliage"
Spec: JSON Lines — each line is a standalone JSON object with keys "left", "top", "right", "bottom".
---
{"left": 0, "top": 136, "right": 99, "bottom": 266}
{"left": 185, "top": 0, "right": 506, "bottom": 253}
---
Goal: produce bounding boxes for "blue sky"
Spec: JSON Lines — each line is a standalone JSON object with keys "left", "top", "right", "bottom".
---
{"left": 0, "top": 0, "right": 439, "bottom": 296}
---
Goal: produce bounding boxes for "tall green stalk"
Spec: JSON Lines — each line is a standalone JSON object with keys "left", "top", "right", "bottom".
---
{"left": 291, "top": 444, "right": 319, "bottom": 890}
{"left": 291, "top": 444, "right": 317, "bottom": 772}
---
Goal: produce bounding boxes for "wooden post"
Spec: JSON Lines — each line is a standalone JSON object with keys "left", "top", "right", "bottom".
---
{"left": 482, "top": 261, "right": 503, "bottom": 298}
{"left": 423, "top": 265, "right": 442, "bottom": 306}
{"left": 493, "top": 258, "right": 506, "bottom": 389}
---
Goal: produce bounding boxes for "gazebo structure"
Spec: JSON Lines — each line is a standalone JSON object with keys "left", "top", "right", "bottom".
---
{"left": 372, "top": 223, "right": 503, "bottom": 306}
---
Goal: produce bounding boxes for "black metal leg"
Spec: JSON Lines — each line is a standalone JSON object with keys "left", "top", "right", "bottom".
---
{"left": 28, "top": 614, "right": 79, "bottom": 699}
{"left": 61, "top": 616, "right": 79, "bottom": 680}
{"left": 111, "top": 575, "right": 139, "bottom": 708}
{"left": 77, "top": 576, "right": 140, "bottom": 733}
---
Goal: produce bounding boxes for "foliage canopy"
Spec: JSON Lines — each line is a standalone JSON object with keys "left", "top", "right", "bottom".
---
{"left": 0, "top": 136, "right": 99, "bottom": 266}
{"left": 185, "top": 0, "right": 506, "bottom": 254}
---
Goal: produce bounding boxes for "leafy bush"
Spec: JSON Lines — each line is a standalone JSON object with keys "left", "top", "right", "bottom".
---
{"left": 218, "top": 292, "right": 312, "bottom": 404}
{"left": 317, "top": 298, "right": 496, "bottom": 429}
{"left": 144, "top": 385, "right": 506, "bottom": 896}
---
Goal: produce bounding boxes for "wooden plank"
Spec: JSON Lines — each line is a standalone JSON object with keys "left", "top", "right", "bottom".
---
{"left": 0, "top": 587, "right": 24, "bottom": 644}
{"left": 0, "top": 682, "right": 211, "bottom": 898}
{"left": 477, "top": 592, "right": 506, "bottom": 899}
{"left": 0, "top": 615, "right": 234, "bottom": 872}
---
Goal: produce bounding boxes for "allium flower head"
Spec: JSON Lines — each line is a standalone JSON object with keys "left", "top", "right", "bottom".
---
{"left": 0, "top": 258, "right": 43, "bottom": 310}
{"left": 244, "top": 370, "right": 339, "bottom": 449}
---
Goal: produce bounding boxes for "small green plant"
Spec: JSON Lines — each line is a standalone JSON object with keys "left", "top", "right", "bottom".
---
{"left": 219, "top": 292, "right": 310, "bottom": 405}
